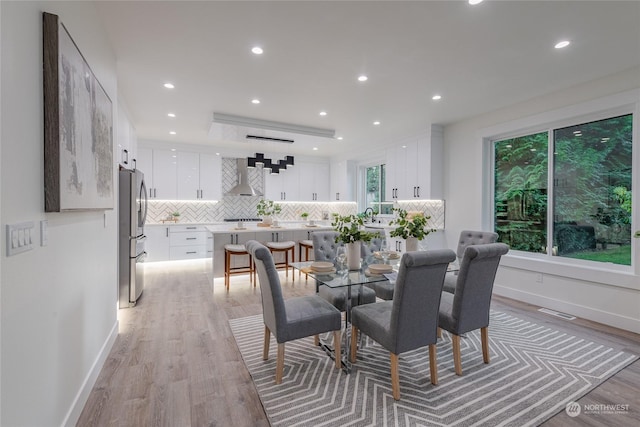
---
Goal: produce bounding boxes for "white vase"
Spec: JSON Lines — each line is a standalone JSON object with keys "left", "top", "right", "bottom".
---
{"left": 262, "top": 215, "right": 272, "bottom": 225}
{"left": 405, "top": 237, "right": 419, "bottom": 252}
{"left": 346, "top": 242, "right": 361, "bottom": 270}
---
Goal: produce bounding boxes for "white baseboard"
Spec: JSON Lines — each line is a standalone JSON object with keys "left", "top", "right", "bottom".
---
{"left": 494, "top": 285, "right": 640, "bottom": 334}
{"left": 61, "top": 320, "right": 119, "bottom": 427}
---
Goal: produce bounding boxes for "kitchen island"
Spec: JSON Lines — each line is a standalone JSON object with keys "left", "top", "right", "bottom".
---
{"left": 206, "top": 223, "right": 333, "bottom": 279}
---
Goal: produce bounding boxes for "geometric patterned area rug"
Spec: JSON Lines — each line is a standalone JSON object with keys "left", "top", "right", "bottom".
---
{"left": 229, "top": 312, "right": 637, "bottom": 427}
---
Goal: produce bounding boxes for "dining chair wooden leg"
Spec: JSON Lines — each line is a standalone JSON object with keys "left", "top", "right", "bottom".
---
{"left": 481, "top": 326, "right": 490, "bottom": 364}
{"left": 437, "top": 327, "right": 442, "bottom": 339}
{"left": 452, "top": 334, "right": 463, "bottom": 376}
{"left": 275, "top": 343, "right": 285, "bottom": 384}
{"left": 314, "top": 335, "right": 320, "bottom": 346}
{"left": 263, "top": 326, "right": 271, "bottom": 360}
{"left": 333, "top": 330, "right": 341, "bottom": 369}
{"left": 428, "top": 343, "right": 438, "bottom": 385}
{"left": 350, "top": 326, "right": 358, "bottom": 362}
{"left": 224, "top": 251, "right": 230, "bottom": 291}
{"left": 390, "top": 352, "right": 400, "bottom": 400}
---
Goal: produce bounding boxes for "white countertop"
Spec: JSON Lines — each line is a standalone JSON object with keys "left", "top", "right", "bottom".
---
{"left": 205, "top": 223, "right": 333, "bottom": 234}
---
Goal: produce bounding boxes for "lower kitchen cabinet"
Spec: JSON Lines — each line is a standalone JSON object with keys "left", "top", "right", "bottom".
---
{"left": 145, "top": 225, "right": 170, "bottom": 262}
{"left": 146, "top": 225, "right": 212, "bottom": 261}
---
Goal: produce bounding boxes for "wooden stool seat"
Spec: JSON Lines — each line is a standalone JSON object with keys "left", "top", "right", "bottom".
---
{"left": 224, "top": 244, "right": 255, "bottom": 291}
{"left": 265, "top": 241, "right": 296, "bottom": 279}
{"left": 299, "top": 239, "right": 313, "bottom": 261}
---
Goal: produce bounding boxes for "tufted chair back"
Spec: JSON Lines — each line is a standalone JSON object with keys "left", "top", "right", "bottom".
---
{"left": 311, "top": 231, "right": 342, "bottom": 262}
{"left": 360, "top": 233, "right": 385, "bottom": 259}
{"left": 456, "top": 230, "right": 498, "bottom": 265}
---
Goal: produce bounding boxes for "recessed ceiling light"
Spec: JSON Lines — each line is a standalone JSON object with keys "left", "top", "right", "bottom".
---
{"left": 469, "top": 0, "right": 484, "bottom": 5}
{"left": 401, "top": 145, "right": 407, "bottom": 149}
{"left": 170, "top": 148, "right": 176, "bottom": 151}
{"left": 358, "top": 75, "right": 368, "bottom": 82}
{"left": 373, "top": 121, "right": 381, "bottom": 126}
{"left": 319, "top": 111, "right": 327, "bottom": 116}
{"left": 167, "top": 113, "right": 176, "bottom": 118}
{"left": 432, "top": 94, "right": 442, "bottom": 101}
{"left": 163, "top": 82, "right": 175, "bottom": 89}
{"left": 215, "top": 153, "right": 220, "bottom": 156}
{"left": 337, "top": 136, "right": 343, "bottom": 140}
{"left": 555, "top": 40, "right": 571, "bottom": 49}
{"left": 169, "top": 131, "right": 176, "bottom": 135}
{"left": 312, "top": 147, "right": 318, "bottom": 151}
{"left": 251, "top": 46, "right": 263, "bottom": 55}
{"left": 252, "top": 99, "right": 260, "bottom": 104}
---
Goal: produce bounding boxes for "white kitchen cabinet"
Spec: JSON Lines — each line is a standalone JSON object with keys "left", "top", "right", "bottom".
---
{"left": 330, "top": 159, "right": 352, "bottom": 201}
{"left": 198, "top": 153, "right": 222, "bottom": 201}
{"left": 265, "top": 167, "right": 300, "bottom": 201}
{"left": 169, "top": 225, "right": 209, "bottom": 260}
{"left": 177, "top": 151, "right": 200, "bottom": 200}
{"left": 136, "top": 147, "right": 153, "bottom": 190}
{"left": 145, "top": 225, "right": 170, "bottom": 262}
{"left": 177, "top": 152, "right": 222, "bottom": 201}
{"left": 385, "top": 130, "right": 440, "bottom": 200}
{"left": 117, "top": 104, "right": 137, "bottom": 168}
{"left": 137, "top": 148, "right": 178, "bottom": 199}
{"left": 298, "top": 162, "right": 329, "bottom": 201}
{"left": 385, "top": 144, "right": 406, "bottom": 200}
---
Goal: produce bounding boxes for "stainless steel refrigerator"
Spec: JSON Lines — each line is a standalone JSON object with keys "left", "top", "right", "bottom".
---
{"left": 118, "top": 167, "right": 148, "bottom": 308}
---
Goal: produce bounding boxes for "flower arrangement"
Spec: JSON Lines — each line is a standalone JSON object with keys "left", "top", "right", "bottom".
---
{"left": 300, "top": 212, "right": 309, "bottom": 219}
{"left": 389, "top": 208, "right": 435, "bottom": 240}
{"left": 171, "top": 211, "right": 180, "bottom": 218}
{"left": 332, "top": 214, "right": 374, "bottom": 244}
{"left": 256, "top": 199, "right": 282, "bottom": 217}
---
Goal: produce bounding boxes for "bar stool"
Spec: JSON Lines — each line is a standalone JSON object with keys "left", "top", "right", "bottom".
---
{"left": 299, "top": 239, "right": 313, "bottom": 261}
{"left": 298, "top": 239, "right": 313, "bottom": 278}
{"left": 224, "top": 244, "right": 255, "bottom": 291}
{"left": 265, "top": 241, "right": 296, "bottom": 280}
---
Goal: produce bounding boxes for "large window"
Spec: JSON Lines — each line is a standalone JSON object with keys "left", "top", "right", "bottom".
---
{"left": 364, "top": 164, "right": 393, "bottom": 215}
{"left": 494, "top": 114, "right": 633, "bottom": 266}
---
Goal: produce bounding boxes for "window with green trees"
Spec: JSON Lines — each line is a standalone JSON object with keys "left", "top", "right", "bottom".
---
{"left": 494, "top": 113, "right": 633, "bottom": 266}
{"left": 365, "top": 164, "right": 392, "bottom": 215}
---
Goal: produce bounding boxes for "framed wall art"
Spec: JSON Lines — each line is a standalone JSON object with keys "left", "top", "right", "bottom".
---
{"left": 43, "top": 12, "right": 113, "bottom": 212}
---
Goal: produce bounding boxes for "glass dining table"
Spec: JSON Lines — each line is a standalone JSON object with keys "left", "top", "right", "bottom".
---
{"left": 290, "top": 257, "right": 398, "bottom": 372}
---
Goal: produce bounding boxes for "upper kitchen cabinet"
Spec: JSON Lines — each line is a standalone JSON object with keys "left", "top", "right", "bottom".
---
{"left": 330, "top": 159, "right": 354, "bottom": 201}
{"left": 198, "top": 153, "right": 222, "bottom": 201}
{"left": 176, "top": 151, "right": 221, "bottom": 200}
{"left": 385, "top": 125, "right": 443, "bottom": 200}
{"left": 265, "top": 166, "right": 300, "bottom": 201}
{"left": 136, "top": 147, "right": 177, "bottom": 199}
{"left": 117, "top": 102, "right": 137, "bottom": 168}
{"left": 298, "top": 161, "right": 330, "bottom": 201}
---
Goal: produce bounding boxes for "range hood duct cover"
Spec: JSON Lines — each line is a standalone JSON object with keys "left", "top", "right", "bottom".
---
{"left": 227, "top": 158, "right": 261, "bottom": 196}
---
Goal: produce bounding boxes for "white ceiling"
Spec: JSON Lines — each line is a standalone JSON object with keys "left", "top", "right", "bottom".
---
{"left": 95, "top": 0, "right": 640, "bottom": 157}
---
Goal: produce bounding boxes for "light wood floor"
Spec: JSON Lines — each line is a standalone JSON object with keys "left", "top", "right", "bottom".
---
{"left": 77, "top": 259, "right": 640, "bottom": 426}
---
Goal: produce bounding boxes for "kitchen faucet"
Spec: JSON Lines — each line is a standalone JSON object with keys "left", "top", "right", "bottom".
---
{"left": 363, "top": 207, "right": 375, "bottom": 223}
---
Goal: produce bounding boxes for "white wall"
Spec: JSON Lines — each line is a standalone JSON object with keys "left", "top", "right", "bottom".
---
{"left": 443, "top": 67, "right": 640, "bottom": 333}
{"left": 1, "top": 2, "right": 119, "bottom": 425}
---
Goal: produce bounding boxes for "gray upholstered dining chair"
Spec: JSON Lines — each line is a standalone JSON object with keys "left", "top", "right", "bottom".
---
{"left": 311, "top": 231, "right": 377, "bottom": 311}
{"left": 443, "top": 230, "right": 499, "bottom": 293}
{"left": 360, "top": 235, "right": 395, "bottom": 300}
{"left": 349, "top": 249, "right": 456, "bottom": 400}
{"left": 246, "top": 240, "right": 342, "bottom": 384}
{"left": 438, "top": 242, "right": 509, "bottom": 376}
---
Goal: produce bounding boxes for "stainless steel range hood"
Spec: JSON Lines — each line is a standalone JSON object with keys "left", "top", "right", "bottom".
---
{"left": 227, "top": 158, "right": 261, "bottom": 196}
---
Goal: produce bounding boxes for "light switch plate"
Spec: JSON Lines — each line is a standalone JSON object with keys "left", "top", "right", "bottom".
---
{"left": 6, "top": 221, "right": 35, "bottom": 256}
